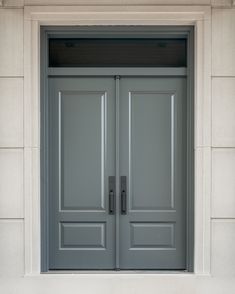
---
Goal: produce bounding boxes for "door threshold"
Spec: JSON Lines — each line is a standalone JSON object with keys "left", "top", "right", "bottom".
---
{"left": 45, "top": 270, "right": 190, "bottom": 275}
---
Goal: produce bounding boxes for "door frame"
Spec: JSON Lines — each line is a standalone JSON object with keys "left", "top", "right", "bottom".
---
{"left": 40, "top": 26, "right": 194, "bottom": 272}
{"left": 23, "top": 5, "right": 211, "bottom": 276}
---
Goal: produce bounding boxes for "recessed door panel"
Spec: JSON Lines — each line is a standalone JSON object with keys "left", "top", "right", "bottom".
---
{"left": 60, "top": 90, "right": 106, "bottom": 210}
{"left": 60, "top": 222, "right": 106, "bottom": 249}
{"left": 119, "top": 77, "right": 187, "bottom": 269}
{"left": 129, "top": 91, "right": 174, "bottom": 210}
{"left": 130, "top": 222, "right": 175, "bottom": 248}
{"left": 48, "top": 78, "right": 116, "bottom": 269}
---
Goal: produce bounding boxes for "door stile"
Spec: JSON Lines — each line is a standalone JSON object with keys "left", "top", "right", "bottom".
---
{"left": 115, "top": 76, "right": 120, "bottom": 269}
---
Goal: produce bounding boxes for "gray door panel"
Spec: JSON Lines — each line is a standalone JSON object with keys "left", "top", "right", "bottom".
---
{"left": 48, "top": 76, "right": 187, "bottom": 270}
{"left": 48, "top": 77, "right": 116, "bottom": 269}
{"left": 119, "top": 77, "right": 187, "bottom": 269}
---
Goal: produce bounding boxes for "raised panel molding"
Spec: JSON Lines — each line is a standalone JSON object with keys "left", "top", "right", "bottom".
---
{"left": 130, "top": 222, "right": 175, "bottom": 248}
{"left": 60, "top": 222, "right": 106, "bottom": 249}
{"left": 129, "top": 91, "right": 175, "bottom": 211}
{"left": 58, "top": 90, "right": 107, "bottom": 211}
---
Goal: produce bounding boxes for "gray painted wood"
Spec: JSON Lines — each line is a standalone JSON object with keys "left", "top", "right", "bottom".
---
{"left": 48, "top": 77, "right": 116, "bottom": 269}
{"left": 48, "top": 76, "right": 187, "bottom": 270}
{"left": 41, "top": 26, "right": 194, "bottom": 272}
{"left": 115, "top": 76, "right": 121, "bottom": 269}
{"left": 48, "top": 67, "right": 187, "bottom": 77}
{"left": 119, "top": 77, "right": 187, "bottom": 269}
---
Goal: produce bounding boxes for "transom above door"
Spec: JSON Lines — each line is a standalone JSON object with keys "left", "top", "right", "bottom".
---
{"left": 48, "top": 75, "right": 187, "bottom": 270}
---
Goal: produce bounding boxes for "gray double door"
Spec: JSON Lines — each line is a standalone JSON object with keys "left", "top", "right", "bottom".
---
{"left": 48, "top": 76, "right": 187, "bottom": 270}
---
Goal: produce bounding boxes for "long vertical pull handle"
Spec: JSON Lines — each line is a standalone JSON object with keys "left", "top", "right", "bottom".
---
{"left": 121, "top": 176, "right": 127, "bottom": 214}
{"left": 109, "top": 176, "right": 115, "bottom": 215}
{"left": 121, "top": 190, "right": 127, "bottom": 214}
{"left": 109, "top": 190, "right": 115, "bottom": 214}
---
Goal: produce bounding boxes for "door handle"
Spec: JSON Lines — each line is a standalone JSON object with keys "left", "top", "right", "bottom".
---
{"left": 121, "top": 190, "right": 127, "bottom": 214}
{"left": 108, "top": 176, "right": 115, "bottom": 214}
{"left": 121, "top": 176, "right": 127, "bottom": 214}
{"left": 109, "top": 190, "right": 115, "bottom": 214}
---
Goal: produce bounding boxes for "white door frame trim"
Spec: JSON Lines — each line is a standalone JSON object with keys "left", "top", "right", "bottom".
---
{"left": 23, "top": 5, "right": 211, "bottom": 275}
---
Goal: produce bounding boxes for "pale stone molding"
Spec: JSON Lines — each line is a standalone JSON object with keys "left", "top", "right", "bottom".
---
{"left": 3, "top": 0, "right": 24, "bottom": 7}
{"left": 24, "top": 5, "right": 212, "bottom": 276}
{"left": 24, "top": 0, "right": 211, "bottom": 6}
{"left": 212, "top": 0, "right": 235, "bottom": 7}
